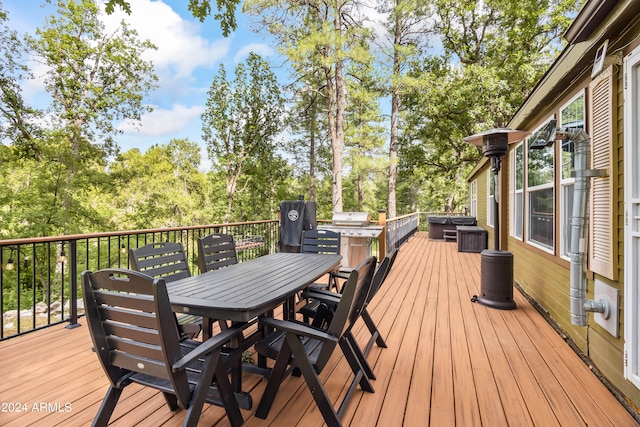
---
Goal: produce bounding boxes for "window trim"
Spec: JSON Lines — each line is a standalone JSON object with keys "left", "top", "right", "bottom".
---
{"left": 470, "top": 180, "right": 477, "bottom": 218}
{"left": 558, "top": 90, "right": 585, "bottom": 260}
{"left": 487, "top": 169, "right": 494, "bottom": 228}
{"left": 526, "top": 117, "right": 556, "bottom": 254}
{"left": 510, "top": 142, "right": 524, "bottom": 240}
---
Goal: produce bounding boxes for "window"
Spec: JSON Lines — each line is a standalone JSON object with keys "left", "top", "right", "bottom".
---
{"left": 559, "top": 91, "right": 584, "bottom": 259}
{"left": 511, "top": 143, "right": 524, "bottom": 239}
{"left": 470, "top": 180, "right": 477, "bottom": 217}
{"left": 527, "top": 119, "right": 555, "bottom": 251}
{"left": 487, "top": 170, "right": 494, "bottom": 227}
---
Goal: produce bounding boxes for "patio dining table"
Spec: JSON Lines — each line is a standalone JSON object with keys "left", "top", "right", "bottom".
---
{"left": 166, "top": 252, "right": 342, "bottom": 409}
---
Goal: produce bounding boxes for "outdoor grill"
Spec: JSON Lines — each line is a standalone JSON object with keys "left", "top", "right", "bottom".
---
{"left": 319, "top": 212, "right": 384, "bottom": 268}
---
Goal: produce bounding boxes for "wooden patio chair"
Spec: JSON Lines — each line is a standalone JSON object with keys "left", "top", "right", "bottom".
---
{"left": 301, "top": 229, "right": 341, "bottom": 254}
{"left": 254, "top": 256, "right": 377, "bottom": 426}
{"left": 197, "top": 233, "right": 238, "bottom": 273}
{"left": 129, "top": 242, "right": 201, "bottom": 339}
{"left": 301, "top": 229, "right": 341, "bottom": 291}
{"left": 300, "top": 251, "right": 395, "bottom": 354}
{"left": 81, "top": 268, "right": 244, "bottom": 427}
{"left": 331, "top": 247, "right": 399, "bottom": 292}
{"left": 196, "top": 233, "right": 246, "bottom": 336}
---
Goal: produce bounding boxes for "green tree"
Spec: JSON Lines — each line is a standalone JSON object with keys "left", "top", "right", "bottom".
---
{"left": 201, "top": 52, "right": 285, "bottom": 222}
{"left": 378, "top": 0, "right": 432, "bottom": 217}
{"left": 401, "top": 0, "right": 582, "bottom": 212}
{"left": 15, "top": 0, "right": 159, "bottom": 235}
{"left": 344, "top": 52, "right": 386, "bottom": 212}
{"left": 101, "top": 139, "right": 209, "bottom": 229}
{"left": 0, "top": 6, "right": 42, "bottom": 156}
{"left": 244, "top": 0, "right": 372, "bottom": 213}
{"left": 286, "top": 70, "right": 331, "bottom": 202}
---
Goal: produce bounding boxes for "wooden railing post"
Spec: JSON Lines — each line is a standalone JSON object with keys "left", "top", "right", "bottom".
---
{"left": 378, "top": 210, "right": 387, "bottom": 260}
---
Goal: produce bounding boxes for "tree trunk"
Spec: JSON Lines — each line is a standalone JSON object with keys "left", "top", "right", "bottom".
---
{"left": 309, "top": 108, "right": 316, "bottom": 201}
{"left": 388, "top": 9, "right": 402, "bottom": 219}
{"left": 331, "top": 8, "right": 345, "bottom": 213}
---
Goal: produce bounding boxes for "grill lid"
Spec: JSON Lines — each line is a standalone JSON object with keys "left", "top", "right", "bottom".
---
{"left": 331, "top": 212, "right": 370, "bottom": 227}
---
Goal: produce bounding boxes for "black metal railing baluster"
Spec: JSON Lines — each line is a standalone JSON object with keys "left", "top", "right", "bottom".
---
{"left": 67, "top": 240, "right": 80, "bottom": 329}
{"left": 0, "top": 219, "right": 286, "bottom": 339}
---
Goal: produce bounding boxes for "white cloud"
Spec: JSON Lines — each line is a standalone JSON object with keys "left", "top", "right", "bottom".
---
{"left": 233, "top": 43, "right": 275, "bottom": 63}
{"left": 361, "top": 2, "right": 389, "bottom": 43}
{"left": 101, "top": 0, "right": 230, "bottom": 80}
{"left": 118, "top": 104, "right": 205, "bottom": 136}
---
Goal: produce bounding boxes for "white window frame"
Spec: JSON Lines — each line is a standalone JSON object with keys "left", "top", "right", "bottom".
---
{"left": 487, "top": 170, "right": 494, "bottom": 228}
{"left": 526, "top": 118, "right": 555, "bottom": 253}
{"left": 624, "top": 45, "right": 640, "bottom": 389}
{"left": 470, "top": 180, "right": 477, "bottom": 218}
{"left": 559, "top": 91, "right": 585, "bottom": 260}
{"left": 510, "top": 142, "right": 524, "bottom": 240}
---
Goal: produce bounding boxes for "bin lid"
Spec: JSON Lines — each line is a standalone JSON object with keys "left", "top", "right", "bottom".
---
{"left": 451, "top": 216, "right": 477, "bottom": 225}
{"left": 331, "top": 212, "right": 370, "bottom": 227}
{"left": 427, "top": 216, "right": 449, "bottom": 224}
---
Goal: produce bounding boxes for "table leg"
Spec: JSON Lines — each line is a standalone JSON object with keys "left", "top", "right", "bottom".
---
{"left": 202, "top": 317, "right": 213, "bottom": 340}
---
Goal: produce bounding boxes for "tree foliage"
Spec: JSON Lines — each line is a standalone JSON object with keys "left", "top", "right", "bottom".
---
{"left": 201, "top": 53, "right": 285, "bottom": 222}
{"left": 98, "top": 139, "right": 210, "bottom": 229}
{"left": 395, "top": 0, "right": 581, "bottom": 213}
{"left": 104, "top": 0, "right": 241, "bottom": 37}
{"left": 0, "top": 0, "right": 586, "bottom": 243}
{"left": 244, "top": 0, "right": 375, "bottom": 213}
{"left": 1, "top": 0, "right": 158, "bottom": 237}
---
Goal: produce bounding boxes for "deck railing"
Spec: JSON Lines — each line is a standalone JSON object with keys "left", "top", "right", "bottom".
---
{"left": 1, "top": 212, "right": 422, "bottom": 341}
{"left": 386, "top": 212, "right": 420, "bottom": 251}
{"left": 0, "top": 221, "right": 278, "bottom": 340}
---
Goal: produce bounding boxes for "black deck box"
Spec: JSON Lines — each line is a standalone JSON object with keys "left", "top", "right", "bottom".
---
{"left": 456, "top": 226, "right": 488, "bottom": 253}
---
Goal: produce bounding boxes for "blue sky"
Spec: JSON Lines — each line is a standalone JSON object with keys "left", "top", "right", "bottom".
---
{"left": 4, "top": 0, "right": 282, "bottom": 169}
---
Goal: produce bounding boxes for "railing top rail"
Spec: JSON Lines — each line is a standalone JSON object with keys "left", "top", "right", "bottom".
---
{"left": 0, "top": 219, "right": 279, "bottom": 246}
{"left": 387, "top": 212, "right": 420, "bottom": 222}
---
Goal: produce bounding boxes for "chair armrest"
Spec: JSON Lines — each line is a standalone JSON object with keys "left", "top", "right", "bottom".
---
{"left": 172, "top": 322, "right": 247, "bottom": 371}
{"left": 301, "top": 289, "right": 341, "bottom": 305}
{"left": 303, "top": 288, "right": 341, "bottom": 299}
{"left": 260, "top": 317, "right": 338, "bottom": 343}
{"left": 331, "top": 270, "right": 351, "bottom": 279}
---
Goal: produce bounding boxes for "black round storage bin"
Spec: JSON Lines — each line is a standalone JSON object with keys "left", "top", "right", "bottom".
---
{"left": 474, "top": 249, "right": 516, "bottom": 310}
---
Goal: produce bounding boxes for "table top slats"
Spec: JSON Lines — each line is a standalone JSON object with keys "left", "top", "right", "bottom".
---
{"left": 167, "top": 253, "right": 342, "bottom": 321}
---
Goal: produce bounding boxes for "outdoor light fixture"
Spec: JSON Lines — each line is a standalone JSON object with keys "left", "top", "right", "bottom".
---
{"left": 120, "top": 243, "right": 127, "bottom": 254}
{"left": 464, "top": 128, "right": 528, "bottom": 310}
{"left": 3, "top": 247, "right": 16, "bottom": 271}
{"left": 59, "top": 249, "right": 67, "bottom": 263}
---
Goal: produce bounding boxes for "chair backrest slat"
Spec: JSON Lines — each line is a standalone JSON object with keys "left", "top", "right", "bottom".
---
{"left": 316, "top": 256, "right": 376, "bottom": 369}
{"left": 99, "top": 304, "right": 158, "bottom": 330}
{"left": 103, "top": 322, "right": 161, "bottom": 346}
{"left": 129, "top": 242, "right": 191, "bottom": 282}
{"left": 382, "top": 248, "right": 399, "bottom": 283}
{"left": 110, "top": 351, "right": 168, "bottom": 378}
{"left": 108, "top": 335, "right": 164, "bottom": 362}
{"left": 94, "top": 289, "right": 155, "bottom": 312}
{"left": 301, "top": 230, "right": 341, "bottom": 255}
{"left": 197, "top": 234, "right": 238, "bottom": 273}
{"left": 366, "top": 255, "right": 391, "bottom": 304}
{"left": 82, "top": 268, "right": 190, "bottom": 403}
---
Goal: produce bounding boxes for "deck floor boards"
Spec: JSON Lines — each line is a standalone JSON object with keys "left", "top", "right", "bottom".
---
{"left": 0, "top": 232, "right": 637, "bottom": 426}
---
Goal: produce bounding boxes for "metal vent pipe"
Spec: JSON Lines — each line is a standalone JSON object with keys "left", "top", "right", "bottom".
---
{"left": 561, "top": 127, "right": 608, "bottom": 326}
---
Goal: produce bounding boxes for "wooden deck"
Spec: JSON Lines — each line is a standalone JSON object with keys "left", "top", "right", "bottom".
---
{"left": 1, "top": 232, "right": 638, "bottom": 426}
